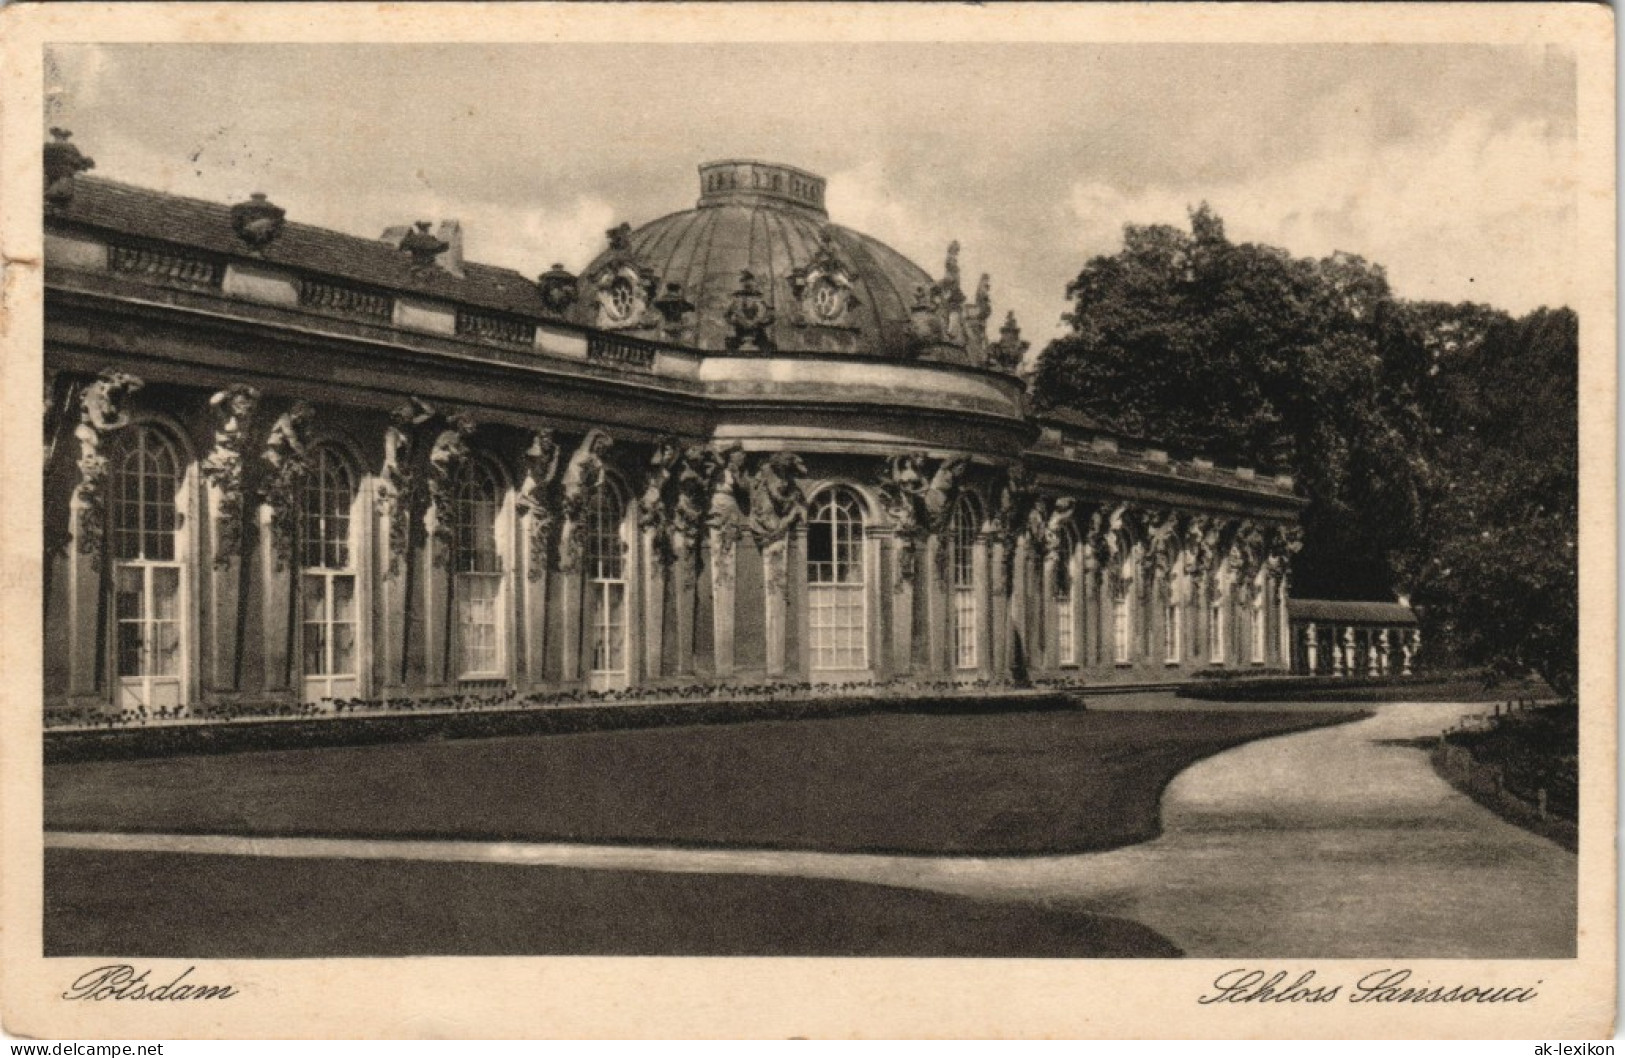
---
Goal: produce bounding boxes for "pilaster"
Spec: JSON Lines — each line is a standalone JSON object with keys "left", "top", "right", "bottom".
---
{"left": 1039, "top": 550, "right": 1059, "bottom": 672}
{"left": 891, "top": 536, "right": 915, "bottom": 678}
{"left": 642, "top": 527, "right": 665, "bottom": 681}
{"left": 523, "top": 516, "right": 550, "bottom": 689}
{"left": 924, "top": 534, "right": 947, "bottom": 674}
{"left": 560, "top": 569, "right": 583, "bottom": 682}
{"left": 762, "top": 536, "right": 789, "bottom": 678}
{"left": 673, "top": 536, "right": 698, "bottom": 678}
{"left": 1010, "top": 535, "right": 1031, "bottom": 677}
{"left": 259, "top": 504, "right": 292, "bottom": 691}
{"left": 788, "top": 527, "right": 808, "bottom": 679}
{"left": 973, "top": 533, "right": 993, "bottom": 677}
{"left": 65, "top": 494, "right": 101, "bottom": 699}
{"left": 710, "top": 527, "right": 737, "bottom": 677}
{"left": 989, "top": 538, "right": 1008, "bottom": 676}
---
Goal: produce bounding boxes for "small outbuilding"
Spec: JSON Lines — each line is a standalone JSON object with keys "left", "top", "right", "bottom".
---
{"left": 1288, "top": 599, "right": 1421, "bottom": 677}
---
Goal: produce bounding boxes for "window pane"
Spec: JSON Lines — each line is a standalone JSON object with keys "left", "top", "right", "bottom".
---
{"left": 117, "top": 620, "right": 144, "bottom": 677}
{"left": 950, "top": 501, "right": 977, "bottom": 588}
{"left": 303, "top": 622, "right": 328, "bottom": 675}
{"left": 807, "top": 521, "right": 832, "bottom": 567}
{"left": 1114, "top": 594, "right": 1131, "bottom": 663}
{"left": 807, "top": 490, "right": 867, "bottom": 670}
{"left": 150, "top": 621, "right": 180, "bottom": 676}
{"left": 302, "top": 574, "right": 327, "bottom": 622}
{"left": 955, "top": 588, "right": 977, "bottom": 669}
{"left": 586, "top": 489, "right": 624, "bottom": 579}
{"left": 150, "top": 567, "right": 179, "bottom": 621}
{"left": 115, "top": 567, "right": 144, "bottom": 620}
{"left": 303, "top": 451, "right": 355, "bottom": 571}
{"left": 459, "top": 573, "right": 500, "bottom": 674}
{"left": 1058, "top": 587, "right": 1075, "bottom": 666}
{"left": 332, "top": 622, "right": 356, "bottom": 676}
{"left": 331, "top": 575, "right": 356, "bottom": 623}
{"left": 605, "top": 583, "right": 625, "bottom": 670}
{"left": 112, "top": 429, "right": 179, "bottom": 561}
{"left": 454, "top": 463, "right": 503, "bottom": 575}
{"left": 327, "top": 517, "right": 350, "bottom": 569}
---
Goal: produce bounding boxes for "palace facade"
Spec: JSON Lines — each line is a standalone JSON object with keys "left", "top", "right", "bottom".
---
{"left": 43, "top": 139, "right": 1307, "bottom": 716}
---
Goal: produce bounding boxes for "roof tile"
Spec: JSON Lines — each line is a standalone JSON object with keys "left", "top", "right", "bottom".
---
{"left": 52, "top": 177, "right": 552, "bottom": 318}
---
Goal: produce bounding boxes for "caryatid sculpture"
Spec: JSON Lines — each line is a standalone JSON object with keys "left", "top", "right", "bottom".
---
{"left": 517, "top": 429, "right": 562, "bottom": 578}
{"left": 199, "top": 384, "right": 264, "bottom": 566}
{"left": 73, "top": 370, "right": 144, "bottom": 564}
{"left": 746, "top": 451, "right": 808, "bottom": 549}
{"left": 557, "top": 429, "right": 613, "bottom": 574}
{"left": 425, "top": 413, "right": 477, "bottom": 563}
{"left": 260, "top": 400, "right": 316, "bottom": 570}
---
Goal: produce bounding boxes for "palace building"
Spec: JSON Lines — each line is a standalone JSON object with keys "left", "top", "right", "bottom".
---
{"left": 42, "top": 136, "right": 1311, "bottom": 717}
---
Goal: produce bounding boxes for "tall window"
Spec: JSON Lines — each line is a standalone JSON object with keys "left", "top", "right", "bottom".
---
{"left": 1209, "top": 586, "right": 1227, "bottom": 664}
{"left": 301, "top": 449, "right": 358, "bottom": 701}
{"left": 948, "top": 497, "right": 978, "bottom": 670}
{"left": 1111, "top": 558, "right": 1133, "bottom": 664}
{"left": 1164, "top": 590, "right": 1183, "bottom": 664}
{"left": 111, "top": 426, "right": 184, "bottom": 709}
{"left": 586, "top": 485, "right": 628, "bottom": 682}
{"left": 807, "top": 488, "right": 866, "bottom": 671}
{"left": 452, "top": 460, "right": 505, "bottom": 678}
{"left": 1055, "top": 527, "right": 1077, "bottom": 666}
{"left": 1250, "top": 579, "right": 1267, "bottom": 664}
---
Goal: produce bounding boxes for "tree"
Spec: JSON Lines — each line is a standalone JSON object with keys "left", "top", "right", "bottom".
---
{"left": 1032, "top": 205, "right": 1428, "bottom": 600}
{"left": 1032, "top": 209, "right": 1578, "bottom": 696}
{"left": 1409, "top": 307, "right": 1578, "bottom": 697}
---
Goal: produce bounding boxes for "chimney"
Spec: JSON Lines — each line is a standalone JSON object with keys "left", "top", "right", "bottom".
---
{"left": 435, "top": 220, "right": 464, "bottom": 278}
{"left": 380, "top": 221, "right": 462, "bottom": 276}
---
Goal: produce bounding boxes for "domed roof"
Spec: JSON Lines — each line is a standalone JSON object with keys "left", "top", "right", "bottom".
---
{"left": 577, "top": 160, "right": 994, "bottom": 364}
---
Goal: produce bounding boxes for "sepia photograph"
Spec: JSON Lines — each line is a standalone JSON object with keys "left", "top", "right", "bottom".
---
{"left": 2, "top": 2, "right": 1614, "bottom": 1041}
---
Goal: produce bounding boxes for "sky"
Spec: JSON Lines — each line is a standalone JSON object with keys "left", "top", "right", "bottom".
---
{"left": 45, "top": 43, "right": 1577, "bottom": 340}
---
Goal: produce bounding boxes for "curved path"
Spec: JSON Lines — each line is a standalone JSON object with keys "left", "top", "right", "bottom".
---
{"left": 49, "top": 702, "right": 1576, "bottom": 957}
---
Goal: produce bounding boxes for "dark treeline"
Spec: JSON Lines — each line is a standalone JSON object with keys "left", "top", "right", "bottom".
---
{"left": 1031, "top": 206, "right": 1577, "bottom": 698}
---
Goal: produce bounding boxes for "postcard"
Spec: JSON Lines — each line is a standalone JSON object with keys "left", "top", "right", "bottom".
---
{"left": 0, "top": 2, "right": 1613, "bottom": 1040}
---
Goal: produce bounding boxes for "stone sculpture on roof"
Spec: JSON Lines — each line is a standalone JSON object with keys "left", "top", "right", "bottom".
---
{"left": 723, "top": 270, "right": 777, "bottom": 353}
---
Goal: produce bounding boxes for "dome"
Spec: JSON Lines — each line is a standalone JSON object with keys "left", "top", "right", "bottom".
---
{"left": 576, "top": 159, "right": 1000, "bottom": 366}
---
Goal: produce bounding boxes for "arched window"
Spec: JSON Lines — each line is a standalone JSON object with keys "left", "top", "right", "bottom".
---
{"left": 1112, "top": 554, "right": 1133, "bottom": 665}
{"left": 452, "top": 460, "right": 505, "bottom": 678}
{"left": 948, "top": 497, "right": 979, "bottom": 671}
{"left": 110, "top": 426, "right": 185, "bottom": 708}
{"left": 1164, "top": 589, "right": 1184, "bottom": 664}
{"left": 1164, "top": 553, "right": 1185, "bottom": 665}
{"left": 300, "top": 448, "right": 358, "bottom": 701}
{"left": 1055, "top": 525, "right": 1077, "bottom": 667}
{"left": 586, "top": 483, "right": 628, "bottom": 683}
{"left": 1209, "top": 581, "right": 1228, "bottom": 665}
{"left": 807, "top": 488, "right": 866, "bottom": 672}
{"left": 1250, "top": 573, "right": 1268, "bottom": 664}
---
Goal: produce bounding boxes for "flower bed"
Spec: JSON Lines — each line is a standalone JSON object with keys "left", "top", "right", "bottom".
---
{"left": 44, "top": 673, "right": 1174, "bottom": 735}
{"left": 1176, "top": 669, "right": 1548, "bottom": 703}
{"left": 43, "top": 682, "right": 1086, "bottom": 763}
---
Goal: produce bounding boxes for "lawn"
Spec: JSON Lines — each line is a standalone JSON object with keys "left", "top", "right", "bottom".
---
{"left": 46, "top": 706, "right": 1363, "bottom": 854}
{"left": 45, "top": 850, "right": 1180, "bottom": 957}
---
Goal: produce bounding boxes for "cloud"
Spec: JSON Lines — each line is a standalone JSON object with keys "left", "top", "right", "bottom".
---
{"left": 50, "top": 43, "right": 1577, "bottom": 330}
{"left": 827, "top": 161, "right": 1053, "bottom": 343}
{"left": 454, "top": 197, "right": 620, "bottom": 276}
{"left": 1068, "top": 112, "right": 1575, "bottom": 314}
